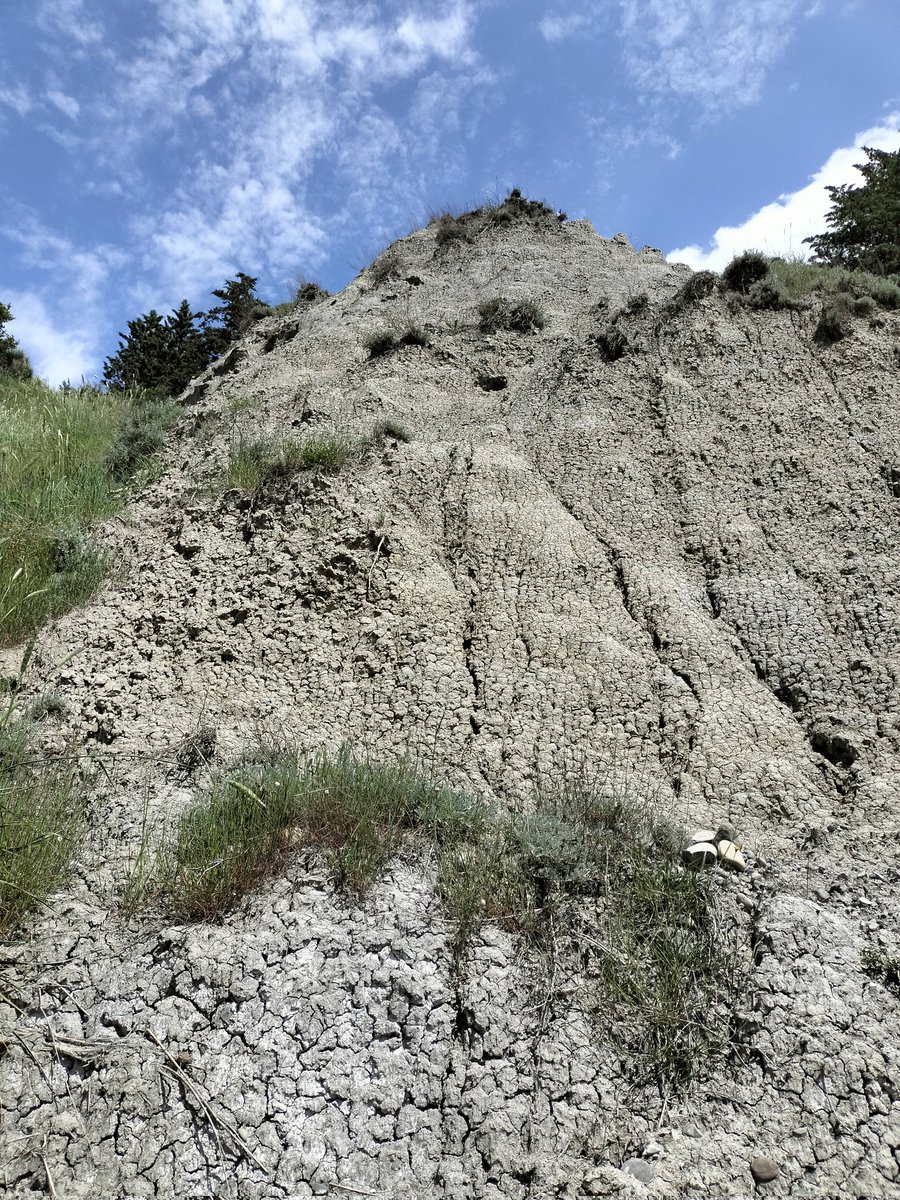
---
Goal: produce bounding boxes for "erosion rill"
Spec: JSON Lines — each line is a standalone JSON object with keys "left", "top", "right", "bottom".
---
{"left": 2, "top": 207, "right": 899, "bottom": 1198}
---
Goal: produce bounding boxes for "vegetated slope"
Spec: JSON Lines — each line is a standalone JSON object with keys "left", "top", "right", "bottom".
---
{"left": 2, "top": 214, "right": 899, "bottom": 1198}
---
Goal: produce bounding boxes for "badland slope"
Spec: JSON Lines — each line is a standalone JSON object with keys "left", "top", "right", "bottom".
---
{"left": 2, "top": 209, "right": 899, "bottom": 1198}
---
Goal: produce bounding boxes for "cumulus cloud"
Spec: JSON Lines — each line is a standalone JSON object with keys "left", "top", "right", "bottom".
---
{"left": 5, "top": 291, "right": 100, "bottom": 385}
{"left": 668, "top": 115, "right": 900, "bottom": 270}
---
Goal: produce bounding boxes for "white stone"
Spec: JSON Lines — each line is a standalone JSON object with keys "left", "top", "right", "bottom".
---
{"left": 682, "top": 842, "right": 718, "bottom": 868}
{"left": 717, "top": 839, "right": 747, "bottom": 871}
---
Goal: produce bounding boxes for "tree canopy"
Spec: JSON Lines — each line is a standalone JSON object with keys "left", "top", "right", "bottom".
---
{"left": 0, "top": 301, "right": 33, "bottom": 379}
{"left": 804, "top": 145, "right": 900, "bottom": 276}
{"left": 103, "top": 274, "right": 268, "bottom": 395}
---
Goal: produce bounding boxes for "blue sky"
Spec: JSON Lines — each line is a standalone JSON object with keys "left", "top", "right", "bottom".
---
{"left": 1, "top": 0, "right": 898, "bottom": 384}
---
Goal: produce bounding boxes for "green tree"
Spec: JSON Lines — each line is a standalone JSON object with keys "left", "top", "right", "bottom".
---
{"left": 0, "top": 301, "right": 33, "bottom": 379}
{"left": 203, "top": 272, "right": 269, "bottom": 356}
{"left": 103, "top": 274, "right": 269, "bottom": 396}
{"left": 804, "top": 145, "right": 900, "bottom": 275}
{"left": 103, "top": 301, "right": 209, "bottom": 395}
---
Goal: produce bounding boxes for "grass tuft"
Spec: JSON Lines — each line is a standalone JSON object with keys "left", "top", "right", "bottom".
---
{"left": 0, "top": 690, "right": 83, "bottom": 936}
{"left": 372, "top": 418, "right": 411, "bottom": 443}
{"left": 225, "top": 433, "right": 351, "bottom": 493}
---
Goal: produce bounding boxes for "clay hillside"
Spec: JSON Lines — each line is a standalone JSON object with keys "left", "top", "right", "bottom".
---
{"left": 2, "top": 198, "right": 900, "bottom": 1199}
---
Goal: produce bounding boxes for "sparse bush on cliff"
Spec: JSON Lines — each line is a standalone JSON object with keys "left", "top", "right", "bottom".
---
{"left": 814, "top": 298, "right": 853, "bottom": 345}
{"left": 363, "top": 325, "right": 427, "bottom": 358}
{"left": 372, "top": 418, "right": 411, "bottom": 443}
{"left": 430, "top": 189, "right": 564, "bottom": 256}
{"left": 368, "top": 247, "right": 403, "bottom": 288}
{"left": 672, "top": 270, "right": 718, "bottom": 309}
{"left": 478, "top": 296, "right": 546, "bottom": 333}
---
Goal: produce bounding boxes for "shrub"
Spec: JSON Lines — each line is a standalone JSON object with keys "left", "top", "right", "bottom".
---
{"left": 153, "top": 745, "right": 484, "bottom": 915}
{"left": 0, "top": 695, "right": 83, "bottom": 936}
{"left": 815, "top": 298, "right": 853, "bottom": 345}
{"left": 478, "top": 297, "right": 545, "bottom": 333}
{"left": 675, "top": 270, "right": 718, "bottom": 307}
{"left": 0, "top": 377, "right": 170, "bottom": 644}
{"left": 862, "top": 948, "right": 900, "bottom": 996}
{"left": 745, "top": 276, "right": 795, "bottom": 311}
{"left": 104, "top": 398, "right": 179, "bottom": 481}
{"left": 868, "top": 278, "right": 900, "bottom": 309}
{"left": 225, "top": 433, "right": 351, "bottom": 493}
{"left": 768, "top": 258, "right": 900, "bottom": 311}
{"left": 721, "top": 250, "right": 770, "bottom": 294}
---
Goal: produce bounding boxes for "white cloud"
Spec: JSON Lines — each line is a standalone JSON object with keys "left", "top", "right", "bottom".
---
{"left": 0, "top": 86, "right": 34, "bottom": 116}
{"left": 37, "top": 0, "right": 104, "bottom": 45}
{"left": 5, "top": 291, "right": 99, "bottom": 385}
{"left": 46, "top": 90, "right": 79, "bottom": 119}
{"left": 620, "top": 0, "right": 809, "bottom": 109}
{"left": 539, "top": 12, "right": 603, "bottom": 42}
{"left": 4, "top": 1, "right": 488, "bottom": 377}
{"left": 668, "top": 115, "right": 900, "bottom": 270}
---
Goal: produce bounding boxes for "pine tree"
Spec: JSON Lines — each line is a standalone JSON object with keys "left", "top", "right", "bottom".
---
{"left": 103, "top": 301, "right": 210, "bottom": 396}
{"left": 203, "top": 272, "right": 269, "bottom": 357}
{"left": 804, "top": 145, "right": 900, "bottom": 276}
{"left": 102, "top": 274, "right": 269, "bottom": 396}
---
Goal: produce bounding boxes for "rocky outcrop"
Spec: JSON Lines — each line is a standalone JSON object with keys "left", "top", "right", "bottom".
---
{"left": 2, "top": 214, "right": 899, "bottom": 1197}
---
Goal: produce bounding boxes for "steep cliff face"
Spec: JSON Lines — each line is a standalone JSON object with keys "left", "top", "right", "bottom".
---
{"left": 2, "top": 214, "right": 899, "bottom": 1198}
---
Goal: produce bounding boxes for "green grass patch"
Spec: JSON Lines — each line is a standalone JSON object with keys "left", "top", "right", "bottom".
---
{"left": 770, "top": 258, "right": 900, "bottom": 308}
{"left": 0, "top": 688, "right": 83, "bottom": 937}
{"left": 0, "top": 376, "right": 177, "bottom": 645}
{"left": 151, "top": 745, "right": 487, "bottom": 918}
{"left": 146, "top": 747, "right": 743, "bottom": 1084}
{"left": 224, "top": 433, "right": 352, "bottom": 493}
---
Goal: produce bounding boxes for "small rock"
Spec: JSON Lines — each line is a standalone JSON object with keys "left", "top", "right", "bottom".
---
{"left": 622, "top": 1158, "right": 655, "bottom": 1184}
{"left": 750, "top": 1156, "right": 779, "bottom": 1184}
{"left": 812, "top": 886, "right": 830, "bottom": 903}
{"left": 683, "top": 841, "right": 718, "bottom": 868}
{"left": 642, "top": 1140, "right": 663, "bottom": 1158}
